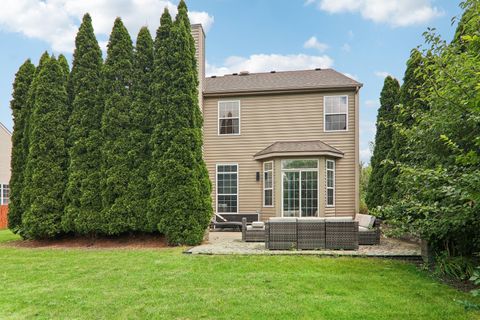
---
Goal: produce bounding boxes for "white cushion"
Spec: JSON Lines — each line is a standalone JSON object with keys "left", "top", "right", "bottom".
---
{"left": 356, "top": 214, "right": 375, "bottom": 228}
{"left": 269, "top": 217, "right": 297, "bottom": 222}
{"left": 251, "top": 221, "right": 265, "bottom": 228}
{"left": 297, "top": 217, "right": 326, "bottom": 221}
{"left": 325, "top": 216, "right": 353, "bottom": 222}
{"left": 247, "top": 225, "right": 264, "bottom": 231}
{"left": 359, "top": 226, "right": 370, "bottom": 232}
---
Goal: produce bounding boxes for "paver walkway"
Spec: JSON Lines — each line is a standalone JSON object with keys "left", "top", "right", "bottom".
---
{"left": 187, "top": 232, "right": 422, "bottom": 259}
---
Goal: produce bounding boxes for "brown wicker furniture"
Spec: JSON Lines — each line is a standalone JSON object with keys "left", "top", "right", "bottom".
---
{"left": 241, "top": 218, "right": 265, "bottom": 242}
{"left": 265, "top": 218, "right": 297, "bottom": 250}
{"left": 324, "top": 218, "right": 359, "bottom": 250}
{"left": 357, "top": 215, "right": 381, "bottom": 245}
{"left": 297, "top": 218, "right": 326, "bottom": 250}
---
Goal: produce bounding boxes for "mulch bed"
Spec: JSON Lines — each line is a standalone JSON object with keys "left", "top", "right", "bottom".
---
{"left": 6, "top": 233, "right": 170, "bottom": 249}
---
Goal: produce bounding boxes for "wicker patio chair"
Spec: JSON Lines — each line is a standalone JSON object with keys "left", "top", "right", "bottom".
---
{"left": 358, "top": 218, "right": 381, "bottom": 245}
{"left": 265, "top": 218, "right": 297, "bottom": 250}
{"left": 325, "top": 218, "right": 359, "bottom": 250}
{"left": 297, "top": 218, "right": 326, "bottom": 250}
{"left": 241, "top": 218, "right": 265, "bottom": 242}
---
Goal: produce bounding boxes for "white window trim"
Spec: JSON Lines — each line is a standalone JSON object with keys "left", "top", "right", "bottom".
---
{"left": 326, "top": 159, "right": 335, "bottom": 207}
{"left": 217, "top": 100, "right": 241, "bottom": 136}
{"left": 215, "top": 163, "right": 239, "bottom": 214}
{"left": 280, "top": 159, "right": 320, "bottom": 217}
{"left": 0, "top": 184, "right": 7, "bottom": 205}
{"left": 263, "top": 161, "right": 274, "bottom": 208}
{"left": 324, "top": 95, "right": 348, "bottom": 132}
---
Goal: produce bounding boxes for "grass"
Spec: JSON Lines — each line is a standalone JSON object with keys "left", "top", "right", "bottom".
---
{"left": 0, "top": 229, "right": 478, "bottom": 319}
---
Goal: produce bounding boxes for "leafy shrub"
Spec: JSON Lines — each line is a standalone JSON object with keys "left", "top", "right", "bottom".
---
{"left": 434, "top": 252, "right": 475, "bottom": 280}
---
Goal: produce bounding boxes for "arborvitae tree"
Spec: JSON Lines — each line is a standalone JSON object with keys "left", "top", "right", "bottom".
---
{"left": 126, "top": 27, "right": 154, "bottom": 232}
{"left": 389, "top": 49, "right": 425, "bottom": 163}
{"left": 100, "top": 17, "right": 134, "bottom": 235}
{"left": 8, "top": 60, "right": 36, "bottom": 233}
{"left": 148, "top": 9, "right": 174, "bottom": 230}
{"left": 62, "top": 13, "right": 104, "bottom": 235}
{"left": 152, "top": 1, "right": 213, "bottom": 245}
{"left": 21, "top": 57, "right": 69, "bottom": 239}
{"left": 20, "top": 52, "right": 51, "bottom": 235}
{"left": 58, "top": 54, "right": 70, "bottom": 82}
{"left": 366, "top": 76, "right": 400, "bottom": 209}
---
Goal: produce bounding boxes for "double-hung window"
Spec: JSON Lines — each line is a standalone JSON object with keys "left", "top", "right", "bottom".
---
{"left": 326, "top": 160, "right": 335, "bottom": 207}
{"left": 263, "top": 161, "right": 274, "bottom": 207}
{"left": 324, "top": 96, "right": 348, "bottom": 131}
{"left": 218, "top": 101, "right": 240, "bottom": 135}
{"left": 217, "top": 164, "right": 238, "bottom": 213}
{"left": 0, "top": 184, "right": 9, "bottom": 205}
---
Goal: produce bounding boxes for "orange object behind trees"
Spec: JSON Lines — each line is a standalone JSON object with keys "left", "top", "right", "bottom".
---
{"left": 0, "top": 205, "right": 8, "bottom": 229}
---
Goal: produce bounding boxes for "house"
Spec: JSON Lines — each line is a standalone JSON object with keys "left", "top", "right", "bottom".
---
{"left": 0, "top": 122, "right": 11, "bottom": 205}
{"left": 191, "top": 25, "right": 362, "bottom": 222}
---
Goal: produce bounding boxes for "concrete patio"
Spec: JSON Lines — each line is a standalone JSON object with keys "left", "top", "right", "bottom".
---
{"left": 186, "top": 231, "right": 422, "bottom": 260}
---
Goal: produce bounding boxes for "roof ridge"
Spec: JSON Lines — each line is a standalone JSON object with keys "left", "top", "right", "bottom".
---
{"left": 209, "top": 68, "right": 336, "bottom": 78}
{"left": 0, "top": 122, "right": 11, "bottom": 135}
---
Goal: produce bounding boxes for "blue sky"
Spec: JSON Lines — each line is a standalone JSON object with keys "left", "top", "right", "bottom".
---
{"left": 0, "top": 0, "right": 463, "bottom": 162}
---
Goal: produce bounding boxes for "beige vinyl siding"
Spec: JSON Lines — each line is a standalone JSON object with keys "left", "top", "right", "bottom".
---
{"left": 0, "top": 124, "right": 12, "bottom": 185}
{"left": 203, "top": 90, "right": 358, "bottom": 220}
{"left": 191, "top": 24, "right": 205, "bottom": 111}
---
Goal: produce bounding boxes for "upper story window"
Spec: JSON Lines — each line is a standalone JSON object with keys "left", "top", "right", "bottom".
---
{"left": 218, "top": 101, "right": 240, "bottom": 135}
{"left": 324, "top": 96, "right": 348, "bottom": 132}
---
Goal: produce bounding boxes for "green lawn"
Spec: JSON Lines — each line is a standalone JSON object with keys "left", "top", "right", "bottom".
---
{"left": 0, "top": 230, "right": 478, "bottom": 319}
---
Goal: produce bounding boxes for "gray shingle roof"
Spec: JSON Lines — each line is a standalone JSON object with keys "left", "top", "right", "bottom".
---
{"left": 205, "top": 69, "right": 361, "bottom": 95}
{"left": 254, "top": 140, "right": 344, "bottom": 160}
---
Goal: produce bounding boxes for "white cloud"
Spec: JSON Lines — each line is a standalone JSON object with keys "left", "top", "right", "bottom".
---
{"left": 0, "top": 0, "right": 214, "bottom": 53}
{"left": 341, "top": 43, "right": 351, "bottom": 53}
{"left": 206, "top": 54, "right": 334, "bottom": 76}
{"left": 365, "top": 99, "right": 380, "bottom": 108}
{"left": 342, "top": 72, "right": 358, "bottom": 81}
{"left": 360, "top": 120, "right": 376, "bottom": 135}
{"left": 360, "top": 147, "right": 372, "bottom": 164}
{"left": 311, "top": 0, "right": 443, "bottom": 27}
{"left": 374, "top": 71, "right": 392, "bottom": 78}
{"left": 304, "top": 0, "right": 316, "bottom": 6}
{"left": 304, "top": 36, "right": 329, "bottom": 52}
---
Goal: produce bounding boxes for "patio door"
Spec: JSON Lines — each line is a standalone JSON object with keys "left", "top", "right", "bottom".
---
{"left": 282, "top": 160, "right": 318, "bottom": 217}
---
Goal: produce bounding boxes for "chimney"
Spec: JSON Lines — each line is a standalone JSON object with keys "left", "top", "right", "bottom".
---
{"left": 191, "top": 24, "right": 205, "bottom": 112}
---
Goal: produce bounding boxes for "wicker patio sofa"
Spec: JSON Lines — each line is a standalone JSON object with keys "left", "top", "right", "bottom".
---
{"left": 356, "top": 213, "right": 381, "bottom": 245}
{"left": 297, "top": 218, "right": 326, "bottom": 250}
{"left": 324, "top": 217, "right": 359, "bottom": 250}
{"left": 265, "top": 217, "right": 297, "bottom": 250}
{"left": 265, "top": 217, "right": 359, "bottom": 250}
{"left": 241, "top": 218, "right": 265, "bottom": 242}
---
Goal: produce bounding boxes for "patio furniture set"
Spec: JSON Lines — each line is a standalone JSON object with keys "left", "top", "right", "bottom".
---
{"left": 242, "top": 214, "right": 380, "bottom": 250}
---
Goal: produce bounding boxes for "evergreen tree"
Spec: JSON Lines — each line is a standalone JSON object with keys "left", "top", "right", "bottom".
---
{"left": 22, "top": 56, "right": 69, "bottom": 239}
{"left": 62, "top": 13, "right": 104, "bottom": 235}
{"left": 8, "top": 60, "right": 36, "bottom": 233}
{"left": 20, "top": 52, "right": 51, "bottom": 236}
{"left": 151, "top": 1, "right": 213, "bottom": 245}
{"left": 148, "top": 9, "right": 174, "bottom": 230}
{"left": 389, "top": 50, "right": 425, "bottom": 164}
{"left": 100, "top": 17, "right": 135, "bottom": 235}
{"left": 126, "top": 27, "right": 154, "bottom": 231}
{"left": 366, "top": 76, "right": 400, "bottom": 209}
{"left": 58, "top": 54, "right": 70, "bottom": 82}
